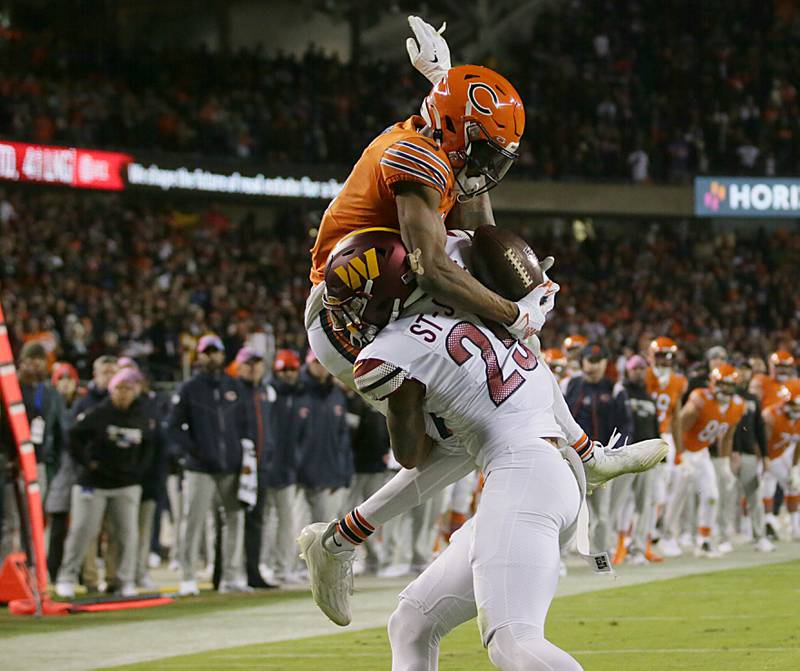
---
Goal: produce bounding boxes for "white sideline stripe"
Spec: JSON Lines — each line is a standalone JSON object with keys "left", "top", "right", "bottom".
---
{"left": 174, "top": 646, "right": 800, "bottom": 660}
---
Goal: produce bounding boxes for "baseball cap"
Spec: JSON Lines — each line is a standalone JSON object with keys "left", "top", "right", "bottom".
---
{"left": 274, "top": 349, "right": 301, "bottom": 371}
{"left": 108, "top": 367, "right": 143, "bottom": 393}
{"left": 581, "top": 343, "right": 609, "bottom": 362}
{"left": 117, "top": 356, "right": 139, "bottom": 370}
{"left": 51, "top": 362, "right": 79, "bottom": 385}
{"left": 235, "top": 346, "right": 263, "bottom": 365}
{"left": 625, "top": 354, "right": 647, "bottom": 371}
{"left": 197, "top": 334, "right": 224, "bottom": 353}
{"left": 706, "top": 345, "right": 728, "bottom": 362}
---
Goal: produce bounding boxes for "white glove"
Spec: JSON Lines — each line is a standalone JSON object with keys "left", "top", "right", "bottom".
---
{"left": 506, "top": 276, "right": 560, "bottom": 340}
{"left": 406, "top": 15, "right": 451, "bottom": 84}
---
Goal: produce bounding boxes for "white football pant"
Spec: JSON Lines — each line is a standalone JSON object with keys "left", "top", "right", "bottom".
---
{"left": 389, "top": 441, "right": 583, "bottom": 671}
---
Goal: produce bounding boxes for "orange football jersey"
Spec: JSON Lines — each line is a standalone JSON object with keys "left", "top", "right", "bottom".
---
{"left": 751, "top": 374, "right": 798, "bottom": 410}
{"left": 645, "top": 368, "right": 688, "bottom": 433}
{"left": 763, "top": 405, "right": 800, "bottom": 459}
{"left": 310, "top": 116, "right": 456, "bottom": 286}
{"left": 683, "top": 388, "right": 745, "bottom": 452}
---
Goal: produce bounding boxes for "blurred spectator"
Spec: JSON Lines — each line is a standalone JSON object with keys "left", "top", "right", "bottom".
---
{"left": 564, "top": 343, "right": 633, "bottom": 554}
{"left": 0, "top": 341, "right": 66, "bottom": 561}
{"left": 296, "top": 351, "right": 353, "bottom": 524}
{"left": 45, "top": 361, "right": 83, "bottom": 580}
{"left": 347, "top": 395, "right": 391, "bottom": 574}
{"left": 236, "top": 346, "right": 279, "bottom": 589}
{"left": 167, "top": 335, "right": 251, "bottom": 595}
{"left": 260, "top": 349, "right": 304, "bottom": 584}
{"left": 54, "top": 368, "right": 155, "bottom": 598}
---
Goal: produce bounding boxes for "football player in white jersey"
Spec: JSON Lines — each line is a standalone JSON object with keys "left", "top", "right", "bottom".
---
{"left": 298, "top": 229, "right": 668, "bottom": 645}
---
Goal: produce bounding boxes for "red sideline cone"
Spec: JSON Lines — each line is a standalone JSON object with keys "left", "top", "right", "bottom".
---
{"left": 0, "top": 552, "right": 32, "bottom": 604}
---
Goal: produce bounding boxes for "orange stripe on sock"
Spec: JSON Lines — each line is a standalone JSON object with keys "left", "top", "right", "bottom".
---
{"left": 698, "top": 527, "right": 711, "bottom": 538}
{"left": 354, "top": 509, "right": 374, "bottom": 532}
{"left": 345, "top": 513, "right": 368, "bottom": 540}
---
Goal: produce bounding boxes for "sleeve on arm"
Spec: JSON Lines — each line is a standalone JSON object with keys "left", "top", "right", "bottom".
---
{"left": 545, "top": 363, "right": 588, "bottom": 447}
{"left": 379, "top": 138, "right": 451, "bottom": 196}
{"left": 354, "top": 357, "right": 410, "bottom": 402}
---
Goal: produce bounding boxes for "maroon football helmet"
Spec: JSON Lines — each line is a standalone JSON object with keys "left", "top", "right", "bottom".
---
{"left": 323, "top": 227, "right": 418, "bottom": 347}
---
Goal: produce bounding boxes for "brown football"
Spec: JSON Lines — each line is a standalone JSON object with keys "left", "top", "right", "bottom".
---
{"left": 471, "top": 225, "right": 545, "bottom": 301}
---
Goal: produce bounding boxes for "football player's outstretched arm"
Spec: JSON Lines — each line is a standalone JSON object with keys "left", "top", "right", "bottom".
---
{"left": 395, "top": 182, "right": 517, "bottom": 325}
{"left": 386, "top": 377, "right": 434, "bottom": 469}
{"left": 678, "top": 399, "right": 700, "bottom": 455}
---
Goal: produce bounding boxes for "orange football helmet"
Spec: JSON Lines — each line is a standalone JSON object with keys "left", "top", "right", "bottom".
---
{"left": 778, "top": 379, "right": 800, "bottom": 417}
{"left": 421, "top": 65, "right": 524, "bottom": 198}
{"left": 563, "top": 334, "right": 588, "bottom": 352}
{"left": 710, "top": 363, "right": 739, "bottom": 399}
{"left": 543, "top": 348, "right": 567, "bottom": 368}
{"left": 649, "top": 336, "right": 678, "bottom": 371}
{"left": 769, "top": 350, "right": 796, "bottom": 380}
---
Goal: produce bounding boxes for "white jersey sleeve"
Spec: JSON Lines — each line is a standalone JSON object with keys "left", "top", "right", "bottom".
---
{"left": 354, "top": 310, "right": 565, "bottom": 470}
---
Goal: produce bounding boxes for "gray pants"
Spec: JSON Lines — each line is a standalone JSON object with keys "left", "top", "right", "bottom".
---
{"left": 736, "top": 453, "right": 766, "bottom": 540}
{"left": 609, "top": 471, "right": 655, "bottom": 554}
{"left": 136, "top": 498, "right": 157, "bottom": 583}
{"left": 712, "top": 457, "right": 738, "bottom": 543}
{"left": 57, "top": 484, "right": 141, "bottom": 586}
{"left": 588, "top": 485, "right": 612, "bottom": 554}
{"left": 383, "top": 488, "right": 445, "bottom": 568}
{"left": 302, "top": 486, "right": 348, "bottom": 524}
{"left": 179, "top": 471, "right": 244, "bottom": 584}
{"left": 349, "top": 472, "right": 391, "bottom": 568}
{"left": 262, "top": 485, "right": 298, "bottom": 578}
{"left": 1, "top": 463, "right": 48, "bottom": 561}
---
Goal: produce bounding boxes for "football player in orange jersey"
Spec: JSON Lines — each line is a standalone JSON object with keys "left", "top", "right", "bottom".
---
{"left": 644, "top": 337, "right": 688, "bottom": 544}
{"left": 659, "top": 364, "right": 745, "bottom": 558}
{"left": 306, "top": 45, "right": 550, "bottom": 375}
{"left": 750, "top": 350, "right": 798, "bottom": 410}
{"left": 762, "top": 380, "right": 800, "bottom": 541}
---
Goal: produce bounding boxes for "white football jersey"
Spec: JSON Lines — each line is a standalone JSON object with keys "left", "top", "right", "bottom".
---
{"left": 354, "top": 309, "right": 566, "bottom": 471}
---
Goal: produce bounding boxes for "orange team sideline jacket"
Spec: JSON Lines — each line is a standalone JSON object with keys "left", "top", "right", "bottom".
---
{"left": 682, "top": 388, "right": 745, "bottom": 452}
{"left": 309, "top": 115, "right": 457, "bottom": 286}
{"left": 645, "top": 368, "right": 688, "bottom": 434}
{"left": 763, "top": 404, "right": 800, "bottom": 459}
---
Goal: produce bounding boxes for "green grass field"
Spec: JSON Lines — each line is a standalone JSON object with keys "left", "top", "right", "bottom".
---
{"left": 91, "top": 560, "right": 800, "bottom": 671}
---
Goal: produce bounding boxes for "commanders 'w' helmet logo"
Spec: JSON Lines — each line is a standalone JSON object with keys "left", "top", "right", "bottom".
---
{"left": 333, "top": 247, "right": 381, "bottom": 290}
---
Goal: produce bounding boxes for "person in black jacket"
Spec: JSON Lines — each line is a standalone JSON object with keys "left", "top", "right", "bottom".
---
{"left": 168, "top": 334, "right": 252, "bottom": 595}
{"left": 296, "top": 351, "right": 353, "bottom": 526}
{"left": 261, "top": 349, "right": 304, "bottom": 584}
{"left": 564, "top": 343, "right": 633, "bottom": 554}
{"left": 47, "top": 354, "right": 117, "bottom": 590}
{"left": 54, "top": 368, "right": 155, "bottom": 598}
{"left": 732, "top": 358, "right": 774, "bottom": 552}
{"left": 236, "top": 346, "right": 279, "bottom": 589}
{"left": 1, "top": 341, "right": 67, "bottom": 562}
{"left": 610, "top": 355, "right": 662, "bottom": 563}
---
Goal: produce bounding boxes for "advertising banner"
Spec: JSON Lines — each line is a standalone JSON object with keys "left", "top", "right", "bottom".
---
{"left": 695, "top": 177, "right": 800, "bottom": 218}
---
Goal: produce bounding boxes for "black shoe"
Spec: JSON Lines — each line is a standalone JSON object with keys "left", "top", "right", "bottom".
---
{"left": 248, "top": 577, "right": 279, "bottom": 589}
{"left": 765, "top": 522, "right": 780, "bottom": 542}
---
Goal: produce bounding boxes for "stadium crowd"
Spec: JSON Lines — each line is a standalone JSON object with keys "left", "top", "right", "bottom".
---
{"left": 1, "top": 0, "right": 800, "bottom": 180}
{"left": 1, "top": 188, "right": 797, "bottom": 384}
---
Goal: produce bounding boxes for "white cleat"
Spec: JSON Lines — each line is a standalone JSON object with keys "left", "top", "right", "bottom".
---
{"left": 584, "top": 438, "right": 669, "bottom": 489}
{"left": 754, "top": 537, "right": 775, "bottom": 553}
{"left": 55, "top": 581, "right": 75, "bottom": 598}
{"left": 695, "top": 541, "right": 721, "bottom": 558}
{"left": 658, "top": 537, "right": 683, "bottom": 557}
{"left": 298, "top": 522, "right": 354, "bottom": 627}
{"left": 717, "top": 541, "right": 734, "bottom": 555}
{"left": 178, "top": 580, "right": 200, "bottom": 596}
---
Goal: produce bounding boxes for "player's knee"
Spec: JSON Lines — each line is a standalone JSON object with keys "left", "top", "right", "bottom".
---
{"left": 388, "top": 599, "right": 437, "bottom": 650}
{"left": 487, "top": 624, "right": 583, "bottom": 671}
